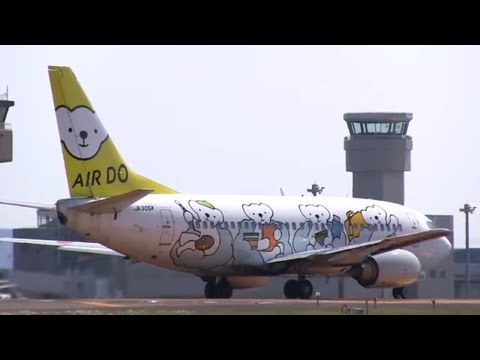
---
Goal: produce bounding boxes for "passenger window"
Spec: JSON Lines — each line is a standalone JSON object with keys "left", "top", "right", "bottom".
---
{"left": 392, "top": 224, "right": 397, "bottom": 231}
{"left": 244, "top": 222, "right": 249, "bottom": 230}
{"left": 210, "top": 221, "right": 214, "bottom": 229}
{"left": 292, "top": 222, "right": 297, "bottom": 230}
{"left": 440, "top": 270, "right": 446, "bottom": 279}
{"left": 315, "top": 223, "right": 320, "bottom": 231}
{"left": 231, "top": 222, "right": 235, "bottom": 229}
{"left": 195, "top": 221, "right": 201, "bottom": 228}
{"left": 373, "top": 224, "right": 378, "bottom": 231}
{"left": 321, "top": 223, "right": 326, "bottom": 230}
{"left": 300, "top": 222, "right": 305, "bottom": 230}
{"left": 286, "top": 223, "right": 290, "bottom": 230}
{"left": 203, "top": 221, "right": 208, "bottom": 229}
{"left": 398, "top": 224, "right": 403, "bottom": 232}
{"left": 279, "top": 223, "right": 283, "bottom": 230}
{"left": 224, "top": 222, "right": 229, "bottom": 230}
{"left": 380, "top": 224, "right": 385, "bottom": 232}
{"left": 386, "top": 224, "right": 391, "bottom": 232}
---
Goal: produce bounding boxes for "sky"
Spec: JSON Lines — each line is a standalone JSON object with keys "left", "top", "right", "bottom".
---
{"left": 0, "top": 45, "right": 479, "bottom": 248}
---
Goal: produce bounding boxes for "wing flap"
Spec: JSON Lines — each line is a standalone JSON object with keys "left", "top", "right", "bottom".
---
{"left": 0, "top": 238, "right": 124, "bottom": 257}
{"left": 267, "top": 228, "right": 450, "bottom": 267}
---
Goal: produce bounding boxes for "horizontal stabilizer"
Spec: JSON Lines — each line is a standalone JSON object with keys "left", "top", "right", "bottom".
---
{"left": 0, "top": 200, "right": 55, "bottom": 211}
{"left": 71, "top": 189, "right": 153, "bottom": 215}
{"left": 267, "top": 228, "right": 450, "bottom": 267}
{"left": 0, "top": 237, "right": 124, "bottom": 257}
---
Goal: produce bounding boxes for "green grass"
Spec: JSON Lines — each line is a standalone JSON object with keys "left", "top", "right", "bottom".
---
{"left": 3, "top": 307, "right": 480, "bottom": 315}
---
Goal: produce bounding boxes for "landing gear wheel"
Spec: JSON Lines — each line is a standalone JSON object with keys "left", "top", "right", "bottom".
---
{"left": 284, "top": 279, "right": 298, "bottom": 299}
{"left": 392, "top": 287, "right": 407, "bottom": 299}
{"left": 205, "top": 280, "right": 233, "bottom": 299}
{"left": 297, "top": 279, "right": 313, "bottom": 300}
{"left": 205, "top": 282, "right": 216, "bottom": 299}
{"left": 215, "top": 281, "right": 233, "bottom": 299}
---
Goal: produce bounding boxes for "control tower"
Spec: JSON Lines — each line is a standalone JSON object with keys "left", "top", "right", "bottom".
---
{"left": 0, "top": 89, "right": 14, "bottom": 163}
{"left": 344, "top": 112, "right": 413, "bottom": 205}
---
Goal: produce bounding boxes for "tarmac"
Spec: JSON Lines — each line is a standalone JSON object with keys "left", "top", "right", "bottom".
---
{"left": 1, "top": 298, "right": 480, "bottom": 314}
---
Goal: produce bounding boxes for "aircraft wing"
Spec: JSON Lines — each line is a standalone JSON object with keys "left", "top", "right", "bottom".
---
{"left": 267, "top": 228, "right": 450, "bottom": 267}
{"left": 0, "top": 238, "right": 124, "bottom": 257}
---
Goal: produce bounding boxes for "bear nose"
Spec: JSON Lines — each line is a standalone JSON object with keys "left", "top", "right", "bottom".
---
{"left": 205, "top": 213, "right": 210, "bottom": 219}
{"left": 259, "top": 213, "right": 263, "bottom": 218}
{"left": 315, "top": 214, "right": 320, "bottom": 219}
{"left": 80, "top": 131, "right": 88, "bottom": 140}
{"left": 375, "top": 216, "right": 379, "bottom": 220}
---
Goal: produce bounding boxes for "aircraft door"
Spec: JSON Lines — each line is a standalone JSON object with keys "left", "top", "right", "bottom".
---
{"left": 407, "top": 213, "right": 419, "bottom": 231}
{"left": 159, "top": 209, "right": 174, "bottom": 245}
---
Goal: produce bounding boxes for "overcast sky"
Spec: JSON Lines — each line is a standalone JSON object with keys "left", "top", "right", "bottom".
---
{"left": 0, "top": 45, "right": 478, "bottom": 248}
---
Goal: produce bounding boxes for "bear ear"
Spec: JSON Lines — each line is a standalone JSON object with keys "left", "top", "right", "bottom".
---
{"left": 260, "top": 203, "right": 272, "bottom": 210}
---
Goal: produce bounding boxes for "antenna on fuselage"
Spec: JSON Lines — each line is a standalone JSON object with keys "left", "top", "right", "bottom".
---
{"left": 306, "top": 182, "right": 325, "bottom": 197}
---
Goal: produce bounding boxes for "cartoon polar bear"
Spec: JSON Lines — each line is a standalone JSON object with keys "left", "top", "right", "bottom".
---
{"left": 361, "top": 204, "right": 399, "bottom": 234}
{"left": 293, "top": 204, "right": 332, "bottom": 252}
{"left": 176, "top": 200, "right": 224, "bottom": 257}
{"left": 242, "top": 203, "right": 285, "bottom": 262}
{"left": 346, "top": 204, "right": 399, "bottom": 245}
{"left": 55, "top": 107, "right": 109, "bottom": 160}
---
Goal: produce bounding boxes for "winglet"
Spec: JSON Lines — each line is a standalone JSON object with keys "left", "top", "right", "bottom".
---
{"left": 70, "top": 189, "right": 153, "bottom": 215}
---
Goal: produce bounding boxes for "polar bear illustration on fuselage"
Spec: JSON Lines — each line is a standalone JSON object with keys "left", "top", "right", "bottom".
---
{"left": 345, "top": 204, "right": 400, "bottom": 245}
{"left": 170, "top": 200, "right": 233, "bottom": 271}
{"left": 233, "top": 203, "right": 289, "bottom": 264}
{"left": 293, "top": 204, "right": 332, "bottom": 252}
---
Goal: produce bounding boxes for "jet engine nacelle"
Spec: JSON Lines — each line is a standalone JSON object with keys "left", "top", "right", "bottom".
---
{"left": 349, "top": 249, "right": 422, "bottom": 288}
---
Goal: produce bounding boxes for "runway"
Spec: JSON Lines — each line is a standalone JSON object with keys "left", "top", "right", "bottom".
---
{"left": 1, "top": 298, "right": 480, "bottom": 314}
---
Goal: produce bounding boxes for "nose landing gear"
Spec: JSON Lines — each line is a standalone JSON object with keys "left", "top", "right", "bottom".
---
{"left": 284, "top": 276, "right": 313, "bottom": 299}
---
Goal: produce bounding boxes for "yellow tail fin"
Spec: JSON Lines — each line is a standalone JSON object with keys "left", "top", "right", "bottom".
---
{"left": 48, "top": 66, "right": 178, "bottom": 198}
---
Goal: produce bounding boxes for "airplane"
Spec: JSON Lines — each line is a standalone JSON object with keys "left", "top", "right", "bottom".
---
{"left": 0, "top": 65, "right": 452, "bottom": 300}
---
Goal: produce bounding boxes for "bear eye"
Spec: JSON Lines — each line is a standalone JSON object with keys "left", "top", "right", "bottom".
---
{"left": 253, "top": 213, "right": 255, "bottom": 215}
{"left": 94, "top": 129, "right": 98, "bottom": 134}
{"left": 68, "top": 128, "right": 73, "bottom": 133}
{"left": 198, "top": 209, "right": 201, "bottom": 211}
{"left": 264, "top": 212, "right": 266, "bottom": 214}
{"left": 309, "top": 213, "right": 311, "bottom": 216}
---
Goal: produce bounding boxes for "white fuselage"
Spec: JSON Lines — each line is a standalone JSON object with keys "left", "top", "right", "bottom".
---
{"left": 58, "top": 194, "right": 452, "bottom": 278}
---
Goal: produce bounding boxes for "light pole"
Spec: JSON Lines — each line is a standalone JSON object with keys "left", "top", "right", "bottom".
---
{"left": 460, "top": 203, "right": 476, "bottom": 298}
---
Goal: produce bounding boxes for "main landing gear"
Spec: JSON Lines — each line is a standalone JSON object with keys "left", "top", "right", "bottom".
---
{"left": 284, "top": 276, "right": 313, "bottom": 300}
{"left": 392, "top": 287, "right": 407, "bottom": 299}
{"left": 204, "top": 278, "right": 233, "bottom": 299}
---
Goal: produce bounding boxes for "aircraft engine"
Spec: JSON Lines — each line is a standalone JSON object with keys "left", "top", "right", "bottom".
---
{"left": 227, "top": 276, "right": 271, "bottom": 289}
{"left": 348, "top": 249, "right": 422, "bottom": 288}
